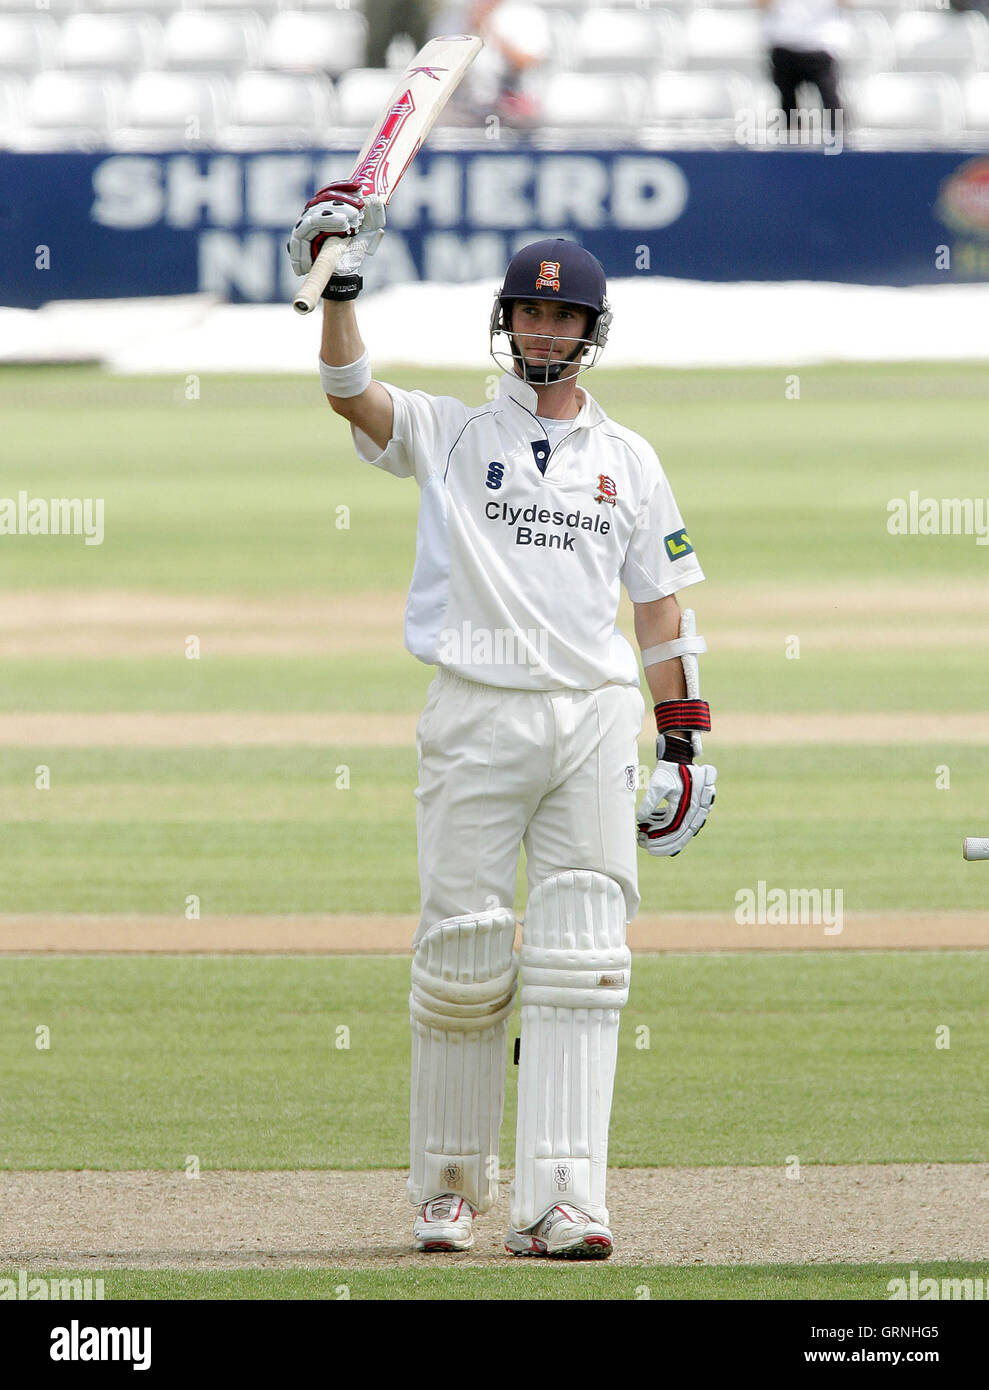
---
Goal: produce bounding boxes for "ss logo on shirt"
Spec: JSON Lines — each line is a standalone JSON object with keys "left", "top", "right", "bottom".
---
{"left": 486, "top": 461, "right": 505, "bottom": 490}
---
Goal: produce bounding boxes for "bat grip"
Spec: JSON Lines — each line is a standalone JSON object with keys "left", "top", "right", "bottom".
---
{"left": 293, "top": 237, "right": 349, "bottom": 316}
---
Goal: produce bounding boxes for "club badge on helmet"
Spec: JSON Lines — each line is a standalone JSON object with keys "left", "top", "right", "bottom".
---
{"left": 490, "top": 238, "right": 613, "bottom": 385}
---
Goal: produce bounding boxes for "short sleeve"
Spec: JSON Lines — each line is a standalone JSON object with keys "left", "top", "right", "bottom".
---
{"left": 621, "top": 461, "right": 705, "bottom": 601}
{"left": 351, "top": 382, "right": 468, "bottom": 489}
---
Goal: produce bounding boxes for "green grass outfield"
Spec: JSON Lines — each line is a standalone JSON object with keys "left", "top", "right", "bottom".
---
{"left": 1, "top": 362, "right": 987, "bottom": 1302}
{"left": 1, "top": 362, "right": 988, "bottom": 593}
{"left": 2, "top": 1263, "right": 984, "bottom": 1301}
{"left": 1, "top": 954, "right": 984, "bottom": 1169}
{"left": 0, "top": 743, "right": 985, "bottom": 914}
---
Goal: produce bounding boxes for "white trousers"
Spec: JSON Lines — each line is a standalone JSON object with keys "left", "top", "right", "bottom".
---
{"left": 413, "top": 670, "right": 645, "bottom": 943}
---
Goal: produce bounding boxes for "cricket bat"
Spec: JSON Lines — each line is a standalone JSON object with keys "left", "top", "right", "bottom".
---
{"left": 292, "top": 34, "right": 483, "bottom": 315}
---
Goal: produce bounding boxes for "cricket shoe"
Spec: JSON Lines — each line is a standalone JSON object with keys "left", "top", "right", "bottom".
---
{"left": 505, "top": 1204, "right": 613, "bottom": 1259}
{"left": 413, "top": 1194, "right": 476, "bottom": 1252}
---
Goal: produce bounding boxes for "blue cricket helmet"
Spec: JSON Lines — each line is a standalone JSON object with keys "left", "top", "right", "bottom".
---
{"left": 490, "top": 237, "right": 613, "bottom": 384}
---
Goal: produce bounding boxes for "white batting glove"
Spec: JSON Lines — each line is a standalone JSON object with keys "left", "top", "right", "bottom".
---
{"left": 286, "top": 182, "right": 386, "bottom": 279}
{"left": 637, "top": 755, "right": 717, "bottom": 857}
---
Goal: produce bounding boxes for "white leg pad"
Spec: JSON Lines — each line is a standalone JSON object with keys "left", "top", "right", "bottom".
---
{"left": 408, "top": 908, "right": 518, "bottom": 1214}
{"left": 512, "top": 871, "right": 630, "bottom": 1231}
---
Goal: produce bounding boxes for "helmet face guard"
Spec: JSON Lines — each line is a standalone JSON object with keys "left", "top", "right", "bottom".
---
{"left": 488, "top": 238, "right": 612, "bottom": 386}
{"left": 489, "top": 297, "right": 613, "bottom": 385}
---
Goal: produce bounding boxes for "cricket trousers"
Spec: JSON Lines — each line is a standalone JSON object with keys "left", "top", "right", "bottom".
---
{"left": 408, "top": 668, "right": 645, "bottom": 1219}
{"left": 413, "top": 668, "right": 645, "bottom": 943}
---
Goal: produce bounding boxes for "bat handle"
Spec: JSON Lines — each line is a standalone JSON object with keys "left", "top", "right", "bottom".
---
{"left": 292, "top": 237, "right": 348, "bottom": 316}
{"left": 680, "top": 608, "right": 703, "bottom": 759}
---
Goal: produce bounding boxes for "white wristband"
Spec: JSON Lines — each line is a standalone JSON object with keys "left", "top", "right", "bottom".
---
{"left": 319, "top": 351, "right": 372, "bottom": 398}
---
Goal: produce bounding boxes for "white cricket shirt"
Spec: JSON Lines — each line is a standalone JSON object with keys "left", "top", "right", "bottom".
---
{"left": 763, "top": 0, "right": 843, "bottom": 52}
{"left": 352, "top": 372, "right": 704, "bottom": 691}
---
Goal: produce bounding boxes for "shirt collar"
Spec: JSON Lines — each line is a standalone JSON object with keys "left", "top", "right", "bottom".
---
{"left": 495, "top": 372, "right": 606, "bottom": 429}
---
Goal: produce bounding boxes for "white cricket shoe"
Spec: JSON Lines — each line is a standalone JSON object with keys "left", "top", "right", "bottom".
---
{"left": 505, "top": 1203, "right": 613, "bottom": 1259}
{"left": 413, "top": 1194, "right": 476, "bottom": 1252}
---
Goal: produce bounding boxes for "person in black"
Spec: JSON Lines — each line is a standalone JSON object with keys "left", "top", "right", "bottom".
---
{"left": 759, "top": 0, "right": 845, "bottom": 137}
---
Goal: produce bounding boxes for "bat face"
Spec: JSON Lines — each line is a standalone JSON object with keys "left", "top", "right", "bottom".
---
{"left": 349, "top": 35, "right": 482, "bottom": 203}
{"left": 353, "top": 89, "right": 418, "bottom": 200}
{"left": 292, "top": 33, "right": 481, "bottom": 314}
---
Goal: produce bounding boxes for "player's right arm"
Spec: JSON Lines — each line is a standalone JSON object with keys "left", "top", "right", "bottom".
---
{"left": 288, "top": 179, "right": 393, "bottom": 451}
{"left": 320, "top": 300, "right": 394, "bottom": 453}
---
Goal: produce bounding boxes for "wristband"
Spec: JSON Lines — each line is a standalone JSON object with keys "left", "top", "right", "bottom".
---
{"left": 319, "top": 350, "right": 372, "bottom": 398}
{"left": 321, "top": 273, "right": 363, "bottom": 302}
{"left": 658, "top": 733, "right": 694, "bottom": 765}
{"left": 654, "top": 699, "right": 711, "bottom": 735}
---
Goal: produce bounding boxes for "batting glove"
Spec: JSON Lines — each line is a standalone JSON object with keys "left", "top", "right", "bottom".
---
{"left": 637, "top": 740, "right": 717, "bottom": 857}
{"left": 286, "top": 181, "right": 386, "bottom": 279}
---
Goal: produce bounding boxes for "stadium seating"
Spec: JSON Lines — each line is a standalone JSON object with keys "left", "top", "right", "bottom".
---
{"left": 334, "top": 66, "right": 400, "bottom": 127}
{"left": 829, "top": 13, "right": 896, "bottom": 80}
{"left": 9, "top": 70, "right": 122, "bottom": 150}
{"left": 216, "top": 68, "right": 334, "bottom": 147}
{"left": 58, "top": 13, "right": 164, "bottom": 72}
{"left": 962, "top": 71, "right": 989, "bottom": 129}
{"left": 892, "top": 11, "right": 989, "bottom": 76}
{"left": 682, "top": 9, "right": 765, "bottom": 77}
{"left": 649, "top": 69, "right": 755, "bottom": 127}
{"left": 264, "top": 9, "right": 367, "bottom": 76}
{"left": 539, "top": 70, "right": 651, "bottom": 131}
{"left": 849, "top": 71, "right": 967, "bottom": 138}
{"left": 574, "top": 9, "right": 684, "bottom": 75}
{"left": 0, "top": 14, "right": 58, "bottom": 72}
{"left": 0, "top": 0, "right": 79, "bottom": 12}
{"left": 0, "top": 0, "right": 983, "bottom": 150}
{"left": 110, "top": 70, "right": 229, "bottom": 149}
{"left": 162, "top": 10, "right": 266, "bottom": 70}
{"left": 0, "top": 73, "right": 24, "bottom": 139}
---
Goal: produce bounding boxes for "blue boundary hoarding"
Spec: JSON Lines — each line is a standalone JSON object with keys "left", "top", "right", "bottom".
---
{"left": 1, "top": 148, "right": 987, "bottom": 307}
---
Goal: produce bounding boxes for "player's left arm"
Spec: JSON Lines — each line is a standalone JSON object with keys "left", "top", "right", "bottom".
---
{"left": 633, "top": 595, "right": 687, "bottom": 706}
{"left": 632, "top": 594, "right": 717, "bottom": 858}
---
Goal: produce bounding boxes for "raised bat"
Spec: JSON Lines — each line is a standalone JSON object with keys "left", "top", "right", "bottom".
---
{"left": 292, "top": 34, "right": 483, "bottom": 315}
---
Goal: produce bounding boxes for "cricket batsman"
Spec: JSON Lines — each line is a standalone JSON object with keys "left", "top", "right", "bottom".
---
{"left": 288, "top": 185, "right": 717, "bottom": 1258}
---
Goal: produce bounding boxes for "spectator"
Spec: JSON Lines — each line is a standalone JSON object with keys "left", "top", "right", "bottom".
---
{"left": 759, "top": 0, "right": 845, "bottom": 137}
{"left": 462, "top": 0, "right": 553, "bottom": 124}
{"left": 365, "top": 0, "right": 435, "bottom": 69}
